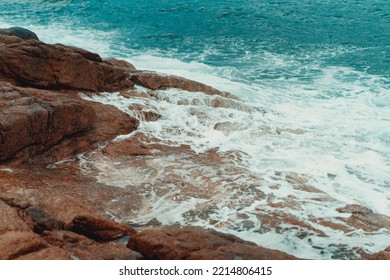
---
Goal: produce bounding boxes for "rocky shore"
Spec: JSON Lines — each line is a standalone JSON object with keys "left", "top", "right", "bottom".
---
{"left": 0, "top": 27, "right": 388, "bottom": 260}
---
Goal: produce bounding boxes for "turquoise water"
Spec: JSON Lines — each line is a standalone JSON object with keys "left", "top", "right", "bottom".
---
{"left": 1, "top": 0, "right": 390, "bottom": 259}
{"left": 2, "top": 0, "right": 390, "bottom": 76}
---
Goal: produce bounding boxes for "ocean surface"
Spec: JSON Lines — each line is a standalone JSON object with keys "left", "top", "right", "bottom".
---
{"left": 1, "top": 0, "right": 389, "bottom": 259}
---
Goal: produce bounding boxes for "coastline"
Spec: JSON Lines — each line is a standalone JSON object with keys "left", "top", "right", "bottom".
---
{"left": 0, "top": 27, "right": 389, "bottom": 260}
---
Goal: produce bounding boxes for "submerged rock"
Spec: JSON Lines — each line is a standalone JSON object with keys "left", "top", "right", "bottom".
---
{"left": 102, "top": 132, "right": 191, "bottom": 158}
{"left": 129, "top": 71, "right": 235, "bottom": 98}
{"left": 336, "top": 204, "right": 390, "bottom": 232}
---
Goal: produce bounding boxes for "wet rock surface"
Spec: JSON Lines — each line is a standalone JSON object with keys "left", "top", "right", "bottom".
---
{"left": 0, "top": 83, "right": 96, "bottom": 163}
{"left": 68, "top": 215, "right": 137, "bottom": 241}
{"left": 42, "top": 230, "right": 141, "bottom": 260}
{"left": 128, "top": 226, "right": 298, "bottom": 260}
{"left": 102, "top": 132, "right": 191, "bottom": 158}
{"left": 129, "top": 71, "right": 234, "bottom": 98}
{"left": 0, "top": 38, "right": 133, "bottom": 91}
{"left": 368, "top": 247, "right": 390, "bottom": 260}
{"left": 0, "top": 27, "right": 39, "bottom": 40}
{"left": 0, "top": 82, "right": 138, "bottom": 164}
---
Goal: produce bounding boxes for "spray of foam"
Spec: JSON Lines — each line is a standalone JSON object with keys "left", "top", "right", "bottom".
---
{"left": 80, "top": 85, "right": 390, "bottom": 259}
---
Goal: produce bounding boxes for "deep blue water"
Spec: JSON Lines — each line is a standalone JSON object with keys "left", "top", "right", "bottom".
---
{"left": 1, "top": 0, "right": 390, "bottom": 78}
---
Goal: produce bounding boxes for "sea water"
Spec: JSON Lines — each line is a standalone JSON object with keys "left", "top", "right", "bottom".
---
{"left": 1, "top": 0, "right": 389, "bottom": 259}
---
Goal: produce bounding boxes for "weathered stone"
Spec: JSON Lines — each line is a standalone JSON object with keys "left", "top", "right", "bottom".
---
{"left": 43, "top": 230, "right": 141, "bottom": 260}
{"left": 0, "top": 82, "right": 139, "bottom": 164}
{"left": 336, "top": 204, "right": 390, "bottom": 232}
{"left": 368, "top": 247, "right": 390, "bottom": 260}
{"left": 24, "top": 206, "right": 65, "bottom": 233}
{"left": 256, "top": 211, "right": 327, "bottom": 237}
{"left": 128, "top": 103, "right": 161, "bottom": 122}
{"left": 104, "top": 57, "right": 136, "bottom": 71}
{"left": 0, "top": 39, "right": 133, "bottom": 91}
{"left": 188, "top": 244, "right": 297, "bottom": 260}
{"left": 102, "top": 133, "right": 191, "bottom": 158}
{"left": 130, "top": 71, "right": 235, "bottom": 98}
{"left": 0, "top": 83, "right": 96, "bottom": 163}
{"left": 68, "top": 215, "right": 136, "bottom": 241}
{"left": 0, "top": 200, "right": 31, "bottom": 233}
{"left": 0, "top": 34, "right": 24, "bottom": 44}
{"left": 128, "top": 226, "right": 298, "bottom": 260}
{"left": 68, "top": 243, "right": 142, "bottom": 260}
{"left": 89, "top": 101, "right": 139, "bottom": 142}
{"left": 15, "top": 247, "right": 71, "bottom": 260}
{"left": 0, "top": 231, "right": 49, "bottom": 260}
{"left": 0, "top": 27, "right": 39, "bottom": 40}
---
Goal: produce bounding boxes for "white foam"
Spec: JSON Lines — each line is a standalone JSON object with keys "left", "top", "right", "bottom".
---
{"left": 0, "top": 167, "right": 14, "bottom": 173}
{"left": 80, "top": 74, "right": 390, "bottom": 258}
{"left": 80, "top": 56, "right": 390, "bottom": 259}
{"left": 0, "top": 18, "right": 115, "bottom": 57}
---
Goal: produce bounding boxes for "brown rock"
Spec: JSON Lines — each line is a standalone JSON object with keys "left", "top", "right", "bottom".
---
{"left": 89, "top": 101, "right": 139, "bottom": 142}
{"left": 337, "top": 204, "right": 373, "bottom": 215}
{"left": 38, "top": 132, "right": 97, "bottom": 164}
{"left": 368, "top": 247, "right": 390, "bottom": 260}
{"left": 24, "top": 206, "right": 65, "bottom": 233}
{"left": 189, "top": 244, "right": 297, "bottom": 260}
{"left": 102, "top": 133, "right": 191, "bottom": 158}
{"left": 0, "top": 34, "right": 24, "bottom": 45}
{"left": 213, "top": 244, "right": 297, "bottom": 260}
{"left": 0, "top": 200, "right": 31, "bottom": 233}
{"left": 104, "top": 58, "right": 136, "bottom": 71}
{"left": 128, "top": 226, "right": 298, "bottom": 260}
{"left": 43, "top": 230, "right": 96, "bottom": 247}
{"left": 0, "top": 27, "right": 39, "bottom": 41}
{"left": 336, "top": 204, "right": 390, "bottom": 232}
{"left": 311, "top": 218, "right": 351, "bottom": 233}
{"left": 0, "top": 82, "right": 139, "bottom": 164}
{"left": 35, "top": 98, "right": 139, "bottom": 164}
{"left": 0, "top": 164, "right": 141, "bottom": 226}
{"left": 0, "top": 83, "right": 96, "bottom": 163}
{"left": 285, "top": 173, "right": 326, "bottom": 194}
{"left": 256, "top": 211, "right": 326, "bottom": 238}
{"left": 0, "top": 231, "right": 49, "bottom": 260}
{"left": 119, "top": 88, "right": 156, "bottom": 99}
{"left": 0, "top": 195, "right": 141, "bottom": 260}
{"left": 128, "top": 103, "right": 161, "bottom": 122}
{"left": 0, "top": 37, "right": 133, "bottom": 91}
{"left": 103, "top": 138, "right": 151, "bottom": 157}
{"left": 15, "top": 247, "right": 71, "bottom": 260}
{"left": 68, "top": 215, "right": 136, "bottom": 241}
{"left": 68, "top": 242, "right": 141, "bottom": 260}
{"left": 43, "top": 230, "right": 141, "bottom": 260}
{"left": 130, "top": 71, "right": 235, "bottom": 98}
{"left": 210, "top": 96, "right": 255, "bottom": 112}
